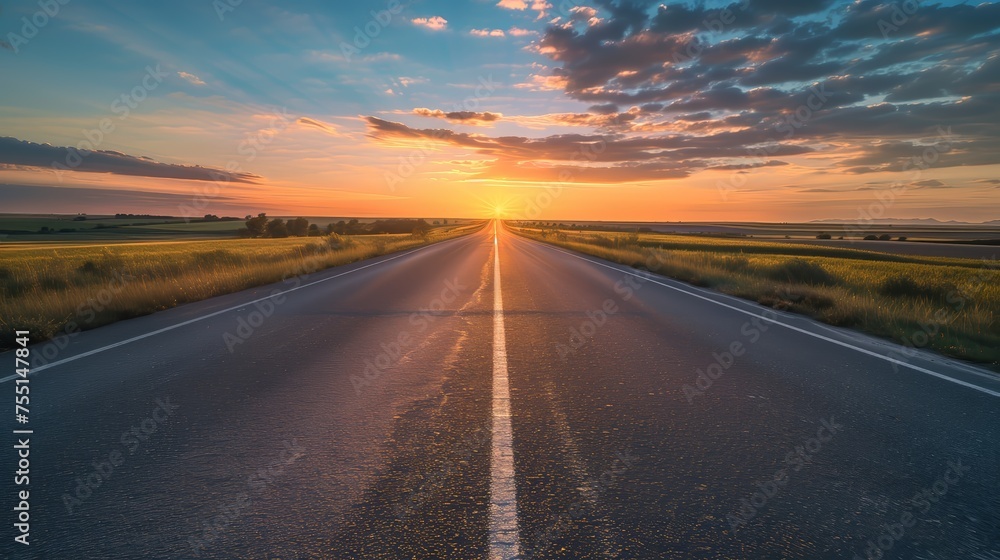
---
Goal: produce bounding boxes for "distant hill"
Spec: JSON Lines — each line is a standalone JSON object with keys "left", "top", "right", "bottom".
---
{"left": 811, "top": 218, "right": 998, "bottom": 225}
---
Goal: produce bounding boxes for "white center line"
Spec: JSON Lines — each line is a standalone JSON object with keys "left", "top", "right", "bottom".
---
{"left": 490, "top": 227, "right": 521, "bottom": 560}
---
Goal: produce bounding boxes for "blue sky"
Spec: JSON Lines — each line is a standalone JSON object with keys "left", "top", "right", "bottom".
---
{"left": 1, "top": 0, "right": 998, "bottom": 221}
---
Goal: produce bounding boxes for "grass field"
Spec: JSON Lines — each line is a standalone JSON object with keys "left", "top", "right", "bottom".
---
{"left": 0, "top": 223, "right": 484, "bottom": 350}
{"left": 510, "top": 225, "right": 999, "bottom": 368}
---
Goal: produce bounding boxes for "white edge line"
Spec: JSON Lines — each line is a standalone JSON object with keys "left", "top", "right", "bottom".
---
{"left": 534, "top": 242, "right": 1000, "bottom": 399}
{"left": 1, "top": 240, "right": 457, "bottom": 384}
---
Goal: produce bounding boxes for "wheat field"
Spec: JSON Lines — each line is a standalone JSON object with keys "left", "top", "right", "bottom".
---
{"left": 0, "top": 224, "right": 482, "bottom": 349}
{"left": 512, "top": 226, "right": 999, "bottom": 368}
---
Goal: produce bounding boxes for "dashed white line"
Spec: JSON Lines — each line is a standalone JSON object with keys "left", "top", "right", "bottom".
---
{"left": 490, "top": 228, "right": 521, "bottom": 560}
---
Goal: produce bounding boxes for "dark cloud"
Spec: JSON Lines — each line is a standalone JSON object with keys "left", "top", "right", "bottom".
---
{"left": 365, "top": 116, "right": 810, "bottom": 182}
{"left": 412, "top": 108, "right": 503, "bottom": 125}
{"left": 0, "top": 183, "right": 246, "bottom": 215}
{"left": 588, "top": 103, "right": 619, "bottom": 114}
{"left": 366, "top": 1, "right": 1000, "bottom": 185}
{"left": 0, "top": 137, "right": 260, "bottom": 183}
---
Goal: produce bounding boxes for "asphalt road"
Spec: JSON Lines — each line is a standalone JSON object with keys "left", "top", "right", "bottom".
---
{"left": 2, "top": 221, "right": 999, "bottom": 559}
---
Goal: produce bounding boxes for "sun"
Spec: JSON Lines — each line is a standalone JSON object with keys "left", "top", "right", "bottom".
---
{"left": 474, "top": 194, "right": 516, "bottom": 219}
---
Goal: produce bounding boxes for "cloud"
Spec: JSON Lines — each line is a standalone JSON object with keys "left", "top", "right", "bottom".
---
{"left": 508, "top": 27, "right": 538, "bottom": 37}
{"left": 531, "top": 0, "right": 551, "bottom": 19}
{"left": 296, "top": 117, "right": 341, "bottom": 136}
{"left": 0, "top": 137, "right": 260, "bottom": 183}
{"left": 471, "top": 29, "right": 506, "bottom": 37}
{"left": 363, "top": 117, "right": 814, "bottom": 183}
{"left": 497, "top": 0, "right": 527, "bottom": 9}
{"left": 499, "top": 0, "right": 549, "bottom": 19}
{"left": 412, "top": 16, "right": 447, "bottom": 31}
{"left": 493, "top": 0, "right": 1000, "bottom": 181}
{"left": 413, "top": 108, "right": 503, "bottom": 126}
{"left": 177, "top": 71, "right": 206, "bottom": 86}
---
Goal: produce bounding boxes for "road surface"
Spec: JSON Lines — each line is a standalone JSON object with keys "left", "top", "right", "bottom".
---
{"left": 2, "top": 221, "right": 998, "bottom": 558}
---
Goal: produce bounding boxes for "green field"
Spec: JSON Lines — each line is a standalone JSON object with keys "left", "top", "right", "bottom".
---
{"left": 511, "top": 225, "right": 999, "bottom": 368}
{"left": 0, "top": 223, "right": 484, "bottom": 349}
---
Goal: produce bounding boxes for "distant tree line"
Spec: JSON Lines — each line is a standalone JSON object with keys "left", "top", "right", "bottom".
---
{"left": 238, "top": 214, "right": 434, "bottom": 238}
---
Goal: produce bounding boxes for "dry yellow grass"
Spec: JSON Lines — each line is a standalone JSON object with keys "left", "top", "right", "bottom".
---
{"left": 0, "top": 224, "right": 483, "bottom": 348}
{"left": 512, "top": 226, "right": 999, "bottom": 368}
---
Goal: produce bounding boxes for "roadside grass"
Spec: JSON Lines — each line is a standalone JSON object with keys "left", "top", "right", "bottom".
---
{"left": 511, "top": 227, "right": 999, "bottom": 368}
{"left": 0, "top": 224, "right": 483, "bottom": 350}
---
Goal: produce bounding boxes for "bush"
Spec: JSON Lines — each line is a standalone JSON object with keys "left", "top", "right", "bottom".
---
{"left": 77, "top": 261, "right": 100, "bottom": 274}
{"left": 863, "top": 234, "right": 878, "bottom": 240}
{"left": 766, "top": 259, "right": 837, "bottom": 286}
{"left": 325, "top": 233, "right": 354, "bottom": 250}
{"left": 816, "top": 232, "right": 831, "bottom": 240}
{"left": 878, "top": 276, "right": 923, "bottom": 297}
{"left": 897, "top": 236, "right": 907, "bottom": 241}
{"left": 878, "top": 234, "right": 892, "bottom": 241}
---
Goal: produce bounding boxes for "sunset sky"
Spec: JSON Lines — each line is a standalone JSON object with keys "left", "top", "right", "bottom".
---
{"left": 1, "top": 0, "right": 998, "bottom": 222}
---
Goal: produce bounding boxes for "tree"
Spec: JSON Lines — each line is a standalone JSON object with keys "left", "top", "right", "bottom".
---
{"left": 411, "top": 221, "right": 431, "bottom": 238}
{"left": 347, "top": 218, "right": 360, "bottom": 234}
{"left": 266, "top": 218, "right": 288, "bottom": 238}
{"left": 308, "top": 224, "right": 322, "bottom": 236}
{"left": 245, "top": 213, "right": 268, "bottom": 238}
{"left": 286, "top": 217, "right": 310, "bottom": 237}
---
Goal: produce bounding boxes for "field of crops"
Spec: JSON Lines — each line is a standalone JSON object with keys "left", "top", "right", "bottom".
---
{"left": 0, "top": 224, "right": 483, "bottom": 348}
{"left": 512, "top": 226, "right": 999, "bottom": 368}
